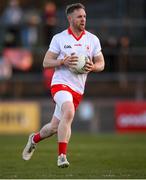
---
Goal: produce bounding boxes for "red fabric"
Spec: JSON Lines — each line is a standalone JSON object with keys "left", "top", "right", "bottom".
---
{"left": 116, "top": 101, "right": 146, "bottom": 133}
{"left": 43, "top": 68, "right": 54, "bottom": 89}
{"left": 68, "top": 27, "right": 85, "bottom": 41}
{"left": 58, "top": 142, "right": 67, "bottom": 155}
{"left": 51, "top": 84, "right": 83, "bottom": 110}
{"left": 3, "top": 48, "right": 33, "bottom": 71}
{"left": 33, "top": 133, "right": 42, "bottom": 143}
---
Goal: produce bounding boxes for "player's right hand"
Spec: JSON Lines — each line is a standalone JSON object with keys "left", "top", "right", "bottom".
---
{"left": 63, "top": 53, "right": 78, "bottom": 68}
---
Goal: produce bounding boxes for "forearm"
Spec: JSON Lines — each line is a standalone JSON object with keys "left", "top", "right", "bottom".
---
{"left": 92, "top": 62, "right": 105, "bottom": 72}
{"left": 92, "top": 53, "right": 105, "bottom": 72}
{"left": 42, "top": 51, "right": 65, "bottom": 68}
{"left": 43, "top": 58, "right": 63, "bottom": 68}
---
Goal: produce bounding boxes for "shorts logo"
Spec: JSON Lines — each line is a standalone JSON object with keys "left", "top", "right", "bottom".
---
{"left": 64, "top": 45, "right": 72, "bottom": 48}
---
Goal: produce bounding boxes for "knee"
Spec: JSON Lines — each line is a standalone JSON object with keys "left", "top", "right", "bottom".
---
{"left": 62, "top": 102, "right": 75, "bottom": 121}
{"left": 64, "top": 109, "right": 74, "bottom": 120}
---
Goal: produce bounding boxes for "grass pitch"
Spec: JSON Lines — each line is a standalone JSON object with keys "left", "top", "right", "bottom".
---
{"left": 0, "top": 133, "right": 146, "bottom": 179}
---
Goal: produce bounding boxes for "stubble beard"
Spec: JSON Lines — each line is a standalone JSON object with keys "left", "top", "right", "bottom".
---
{"left": 72, "top": 21, "right": 86, "bottom": 33}
{"left": 78, "top": 23, "right": 85, "bottom": 32}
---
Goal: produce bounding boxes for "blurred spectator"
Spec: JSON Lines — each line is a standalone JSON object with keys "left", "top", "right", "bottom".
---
{"left": 21, "top": 11, "right": 41, "bottom": 48}
{"left": 104, "top": 36, "right": 118, "bottom": 72}
{"left": 43, "top": 1, "right": 57, "bottom": 46}
{"left": 0, "top": 52, "right": 12, "bottom": 98}
{"left": 117, "top": 35, "right": 131, "bottom": 87}
{"left": 0, "top": 54, "right": 12, "bottom": 80}
{"left": 1, "top": 0, "right": 23, "bottom": 47}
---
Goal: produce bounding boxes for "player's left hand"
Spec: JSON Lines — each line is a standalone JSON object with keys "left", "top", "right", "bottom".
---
{"left": 84, "top": 60, "right": 94, "bottom": 72}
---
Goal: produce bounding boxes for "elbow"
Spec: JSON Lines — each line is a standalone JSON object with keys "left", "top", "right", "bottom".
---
{"left": 100, "top": 61, "right": 105, "bottom": 71}
{"left": 43, "top": 61, "right": 46, "bottom": 68}
{"left": 97, "top": 63, "right": 105, "bottom": 72}
{"left": 100, "top": 64, "right": 105, "bottom": 71}
{"left": 93, "top": 63, "right": 105, "bottom": 72}
{"left": 43, "top": 60, "right": 50, "bottom": 68}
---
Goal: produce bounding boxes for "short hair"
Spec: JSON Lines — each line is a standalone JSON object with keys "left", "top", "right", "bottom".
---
{"left": 65, "top": 3, "right": 85, "bottom": 16}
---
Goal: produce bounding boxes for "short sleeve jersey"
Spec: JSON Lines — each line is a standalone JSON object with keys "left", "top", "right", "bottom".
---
{"left": 48, "top": 28, "right": 101, "bottom": 94}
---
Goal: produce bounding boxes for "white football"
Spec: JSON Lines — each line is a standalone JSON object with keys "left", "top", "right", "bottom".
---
{"left": 70, "top": 55, "right": 90, "bottom": 74}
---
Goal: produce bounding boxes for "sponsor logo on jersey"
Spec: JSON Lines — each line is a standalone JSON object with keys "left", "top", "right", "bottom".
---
{"left": 64, "top": 45, "right": 72, "bottom": 48}
{"left": 74, "top": 44, "right": 82, "bottom": 46}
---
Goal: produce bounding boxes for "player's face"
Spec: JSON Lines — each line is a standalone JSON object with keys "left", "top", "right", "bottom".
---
{"left": 69, "top": 8, "right": 86, "bottom": 31}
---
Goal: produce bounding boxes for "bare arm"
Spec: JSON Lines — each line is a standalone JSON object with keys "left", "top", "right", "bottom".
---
{"left": 92, "top": 52, "right": 105, "bottom": 72}
{"left": 43, "top": 51, "right": 78, "bottom": 69}
{"left": 84, "top": 52, "right": 105, "bottom": 72}
{"left": 43, "top": 51, "right": 62, "bottom": 68}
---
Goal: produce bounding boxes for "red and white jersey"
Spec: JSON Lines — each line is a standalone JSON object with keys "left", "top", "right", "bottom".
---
{"left": 48, "top": 28, "right": 101, "bottom": 94}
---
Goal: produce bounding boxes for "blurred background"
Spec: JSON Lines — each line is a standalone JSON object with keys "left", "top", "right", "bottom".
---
{"left": 0, "top": 0, "right": 146, "bottom": 134}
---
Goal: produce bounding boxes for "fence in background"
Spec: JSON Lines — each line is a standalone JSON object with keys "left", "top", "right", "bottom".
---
{"left": 1, "top": 99, "right": 146, "bottom": 134}
{"left": 1, "top": 72, "right": 146, "bottom": 100}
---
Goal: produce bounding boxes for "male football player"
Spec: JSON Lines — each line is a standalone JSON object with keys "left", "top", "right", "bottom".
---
{"left": 22, "top": 3, "right": 105, "bottom": 168}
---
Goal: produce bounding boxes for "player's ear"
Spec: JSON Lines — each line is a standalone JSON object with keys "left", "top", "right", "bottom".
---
{"left": 67, "top": 15, "right": 72, "bottom": 23}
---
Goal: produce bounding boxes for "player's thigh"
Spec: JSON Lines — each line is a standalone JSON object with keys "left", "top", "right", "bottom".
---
{"left": 53, "top": 90, "right": 73, "bottom": 109}
{"left": 53, "top": 90, "right": 74, "bottom": 120}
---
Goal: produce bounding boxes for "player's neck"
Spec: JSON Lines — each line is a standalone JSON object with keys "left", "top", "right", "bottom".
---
{"left": 69, "top": 26, "right": 84, "bottom": 37}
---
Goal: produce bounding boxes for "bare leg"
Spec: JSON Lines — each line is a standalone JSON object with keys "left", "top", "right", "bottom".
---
{"left": 58, "top": 101, "right": 75, "bottom": 143}
{"left": 22, "top": 116, "right": 60, "bottom": 161}
{"left": 32, "top": 115, "right": 59, "bottom": 143}
{"left": 40, "top": 116, "right": 59, "bottom": 138}
{"left": 57, "top": 101, "right": 75, "bottom": 167}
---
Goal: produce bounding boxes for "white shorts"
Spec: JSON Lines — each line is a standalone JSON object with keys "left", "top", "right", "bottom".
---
{"left": 53, "top": 90, "right": 73, "bottom": 120}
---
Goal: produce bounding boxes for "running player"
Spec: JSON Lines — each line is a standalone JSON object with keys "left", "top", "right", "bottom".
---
{"left": 22, "top": 3, "right": 105, "bottom": 168}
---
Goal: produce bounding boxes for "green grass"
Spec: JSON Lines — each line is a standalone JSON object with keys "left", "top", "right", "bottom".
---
{"left": 0, "top": 133, "right": 146, "bottom": 179}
